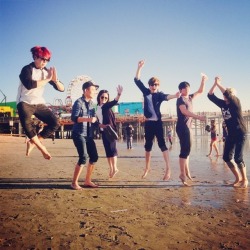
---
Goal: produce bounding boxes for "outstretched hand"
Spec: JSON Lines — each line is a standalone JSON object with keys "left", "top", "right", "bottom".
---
{"left": 117, "top": 85, "right": 123, "bottom": 96}
{"left": 138, "top": 60, "right": 145, "bottom": 68}
{"left": 201, "top": 72, "right": 208, "bottom": 81}
{"left": 175, "top": 91, "right": 181, "bottom": 98}
{"left": 215, "top": 76, "right": 221, "bottom": 85}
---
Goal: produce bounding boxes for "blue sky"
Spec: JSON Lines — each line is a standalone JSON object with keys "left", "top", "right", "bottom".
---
{"left": 0, "top": 0, "right": 250, "bottom": 115}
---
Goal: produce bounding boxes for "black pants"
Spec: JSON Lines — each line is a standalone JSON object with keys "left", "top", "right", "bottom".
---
{"left": 144, "top": 120, "right": 167, "bottom": 152}
{"left": 223, "top": 132, "right": 246, "bottom": 165}
{"left": 17, "top": 102, "right": 59, "bottom": 139}
{"left": 176, "top": 125, "right": 191, "bottom": 159}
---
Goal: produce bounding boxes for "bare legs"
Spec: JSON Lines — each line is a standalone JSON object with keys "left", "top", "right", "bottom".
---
{"left": 162, "top": 150, "right": 171, "bottom": 181}
{"left": 107, "top": 156, "right": 119, "bottom": 178}
{"left": 26, "top": 135, "right": 51, "bottom": 160}
{"left": 226, "top": 161, "right": 248, "bottom": 188}
{"left": 142, "top": 151, "right": 151, "bottom": 178}
{"left": 207, "top": 141, "right": 220, "bottom": 157}
{"left": 238, "top": 167, "right": 248, "bottom": 188}
{"left": 71, "top": 163, "right": 98, "bottom": 190}
{"left": 142, "top": 150, "right": 171, "bottom": 180}
{"left": 71, "top": 164, "right": 84, "bottom": 190}
{"left": 179, "top": 157, "right": 192, "bottom": 186}
{"left": 84, "top": 163, "right": 98, "bottom": 187}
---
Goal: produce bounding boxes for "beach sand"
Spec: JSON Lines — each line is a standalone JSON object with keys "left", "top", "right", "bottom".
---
{"left": 0, "top": 135, "right": 249, "bottom": 249}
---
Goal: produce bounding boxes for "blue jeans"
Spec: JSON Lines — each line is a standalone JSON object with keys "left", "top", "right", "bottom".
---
{"left": 72, "top": 133, "right": 98, "bottom": 166}
{"left": 17, "top": 102, "right": 59, "bottom": 139}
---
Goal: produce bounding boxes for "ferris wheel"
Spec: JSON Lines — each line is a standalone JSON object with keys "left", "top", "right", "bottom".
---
{"left": 65, "top": 75, "right": 93, "bottom": 107}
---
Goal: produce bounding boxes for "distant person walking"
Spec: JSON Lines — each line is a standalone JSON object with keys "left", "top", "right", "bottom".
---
{"left": 125, "top": 123, "right": 134, "bottom": 149}
{"left": 206, "top": 120, "right": 220, "bottom": 157}
{"left": 96, "top": 85, "right": 123, "bottom": 178}
{"left": 167, "top": 126, "right": 173, "bottom": 146}
{"left": 71, "top": 81, "right": 99, "bottom": 190}
{"left": 16, "top": 46, "right": 64, "bottom": 159}
{"left": 134, "top": 60, "right": 180, "bottom": 180}
{"left": 208, "top": 77, "right": 248, "bottom": 188}
{"left": 176, "top": 74, "right": 208, "bottom": 186}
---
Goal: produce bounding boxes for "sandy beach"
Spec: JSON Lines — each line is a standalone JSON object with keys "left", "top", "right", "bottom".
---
{"left": 0, "top": 135, "right": 249, "bottom": 249}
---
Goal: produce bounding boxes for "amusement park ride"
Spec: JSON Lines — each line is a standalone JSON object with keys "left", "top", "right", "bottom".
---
{"left": 49, "top": 75, "right": 95, "bottom": 124}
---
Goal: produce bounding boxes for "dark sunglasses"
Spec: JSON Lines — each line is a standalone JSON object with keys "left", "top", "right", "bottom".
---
{"left": 150, "top": 83, "right": 159, "bottom": 87}
{"left": 101, "top": 96, "right": 108, "bottom": 100}
{"left": 40, "top": 57, "right": 50, "bottom": 62}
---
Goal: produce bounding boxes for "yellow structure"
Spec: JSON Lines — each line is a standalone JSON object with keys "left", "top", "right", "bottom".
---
{"left": 0, "top": 106, "right": 14, "bottom": 117}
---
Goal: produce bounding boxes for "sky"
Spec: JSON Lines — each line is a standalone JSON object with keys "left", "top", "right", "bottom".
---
{"left": 0, "top": 0, "right": 250, "bottom": 115}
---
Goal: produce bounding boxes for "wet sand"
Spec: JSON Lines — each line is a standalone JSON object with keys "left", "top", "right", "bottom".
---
{"left": 0, "top": 135, "right": 249, "bottom": 249}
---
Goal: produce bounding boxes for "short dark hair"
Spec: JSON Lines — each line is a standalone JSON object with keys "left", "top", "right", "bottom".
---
{"left": 82, "top": 81, "right": 99, "bottom": 91}
{"left": 178, "top": 81, "right": 190, "bottom": 90}
{"left": 148, "top": 77, "right": 160, "bottom": 86}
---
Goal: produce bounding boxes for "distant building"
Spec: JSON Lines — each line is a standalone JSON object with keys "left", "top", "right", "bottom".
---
{"left": 0, "top": 102, "right": 17, "bottom": 117}
{"left": 117, "top": 102, "right": 143, "bottom": 116}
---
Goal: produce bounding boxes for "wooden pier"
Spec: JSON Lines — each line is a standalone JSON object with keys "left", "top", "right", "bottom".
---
{"left": 1, "top": 111, "right": 250, "bottom": 139}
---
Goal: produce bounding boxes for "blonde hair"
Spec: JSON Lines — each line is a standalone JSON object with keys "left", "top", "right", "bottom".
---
{"left": 225, "top": 88, "right": 237, "bottom": 96}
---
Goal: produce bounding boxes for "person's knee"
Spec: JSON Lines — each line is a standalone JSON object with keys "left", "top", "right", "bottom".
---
{"left": 223, "top": 155, "right": 231, "bottom": 162}
{"left": 90, "top": 155, "right": 98, "bottom": 163}
{"left": 179, "top": 153, "right": 188, "bottom": 159}
{"left": 160, "top": 145, "right": 167, "bottom": 152}
{"left": 179, "top": 147, "right": 190, "bottom": 159}
{"left": 78, "top": 159, "right": 87, "bottom": 165}
{"left": 226, "top": 160, "right": 236, "bottom": 169}
{"left": 145, "top": 143, "right": 153, "bottom": 151}
{"left": 236, "top": 162, "right": 246, "bottom": 169}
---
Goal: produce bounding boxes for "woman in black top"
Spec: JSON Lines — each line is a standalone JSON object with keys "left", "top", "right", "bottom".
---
{"left": 96, "top": 85, "right": 123, "bottom": 178}
{"left": 208, "top": 77, "right": 248, "bottom": 188}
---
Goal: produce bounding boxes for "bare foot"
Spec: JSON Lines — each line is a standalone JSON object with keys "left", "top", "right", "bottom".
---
{"left": 39, "top": 146, "right": 52, "bottom": 160}
{"left": 71, "top": 183, "right": 83, "bottom": 190}
{"left": 179, "top": 175, "right": 191, "bottom": 186}
{"left": 186, "top": 174, "right": 193, "bottom": 181}
{"left": 109, "top": 169, "right": 113, "bottom": 178}
{"left": 84, "top": 181, "right": 98, "bottom": 188}
{"left": 206, "top": 154, "right": 211, "bottom": 157}
{"left": 142, "top": 168, "right": 150, "bottom": 179}
{"left": 26, "top": 141, "right": 35, "bottom": 156}
{"left": 110, "top": 169, "right": 119, "bottom": 178}
{"left": 239, "top": 180, "right": 248, "bottom": 188}
{"left": 163, "top": 168, "right": 171, "bottom": 181}
{"left": 227, "top": 180, "right": 242, "bottom": 187}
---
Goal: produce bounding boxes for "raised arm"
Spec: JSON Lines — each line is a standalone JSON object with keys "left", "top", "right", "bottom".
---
{"left": 135, "top": 60, "right": 145, "bottom": 80}
{"left": 208, "top": 77, "right": 220, "bottom": 95}
{"left": 114, "top": 85, "right": 123, "bottom": 101}
{"left": 193, "top": 74, "right": 208, "bottom": 99}
{"left": 214, "top": 76, "right": 226, "bottom": 94}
